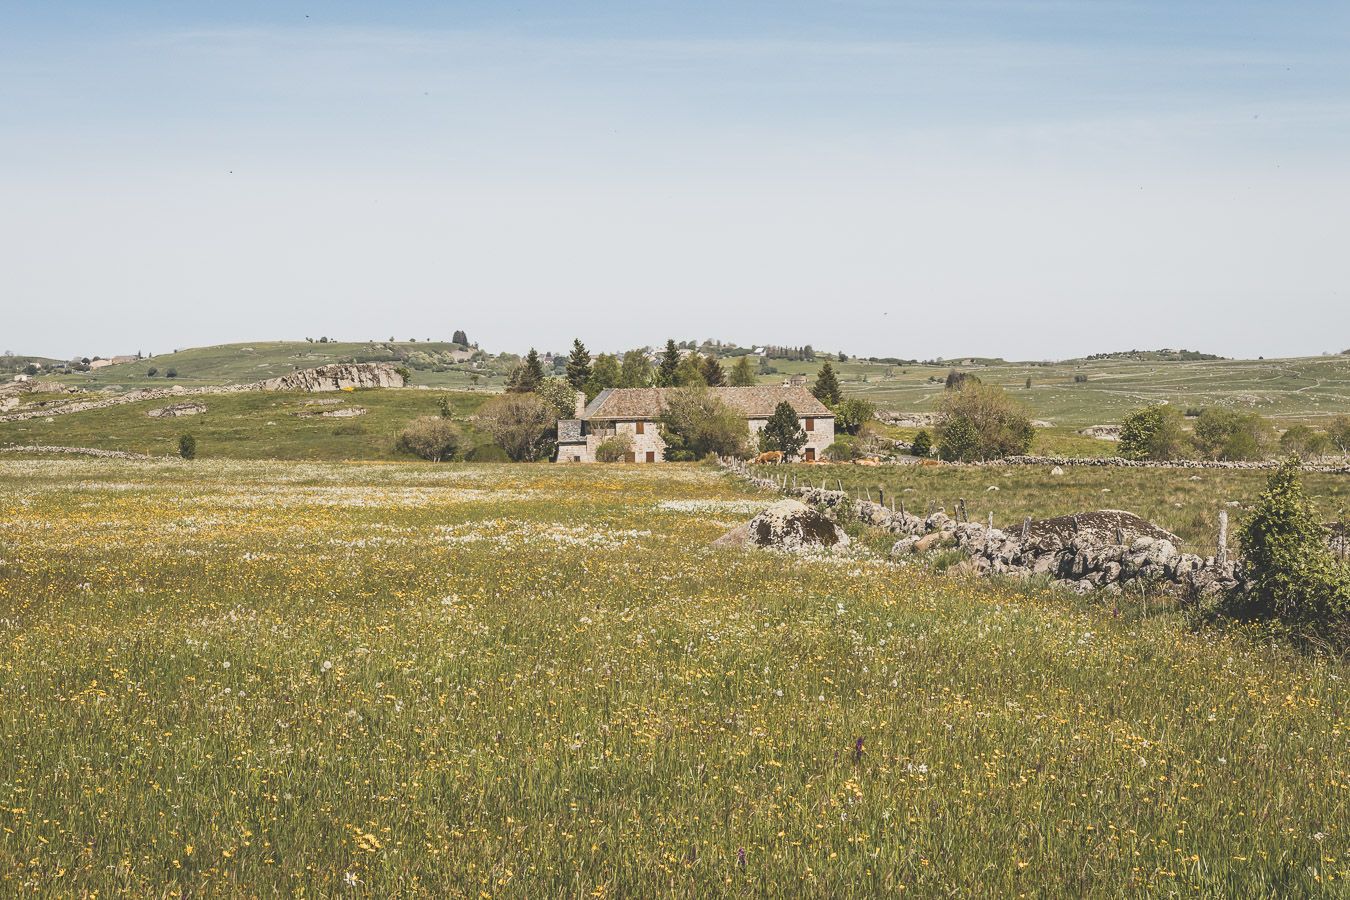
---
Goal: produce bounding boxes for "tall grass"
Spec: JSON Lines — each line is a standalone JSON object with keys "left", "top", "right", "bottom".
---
{"left": 0, "top": 459, "right": 1345, "bottom": 896}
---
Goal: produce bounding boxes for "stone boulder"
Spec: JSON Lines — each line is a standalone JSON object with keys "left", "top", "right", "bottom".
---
{"left": 1019, "top": 510, "right": 1179, "bottom": 555}
{"left": 713, "top": 499, "right": 850, "bottom": 552}
{"left": 147, "top": 402, "right": 206, "bottom": 418}
{"left": 255, "top": 363, "right": 405, "bottom": 393}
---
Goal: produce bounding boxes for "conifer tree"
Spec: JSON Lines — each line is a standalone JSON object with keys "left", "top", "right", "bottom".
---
{"left": 812, "top": 361, "right": 842, "bottom": 406}
{"left": 657, "top": 339, "right": 681, "bottom": 387}
{"left": 565, "top": 339, "right": 592, "bottom": 391}
{"left": 701, "top": 354, "right": 725, "bottom": 387}
{"left": 760, "top": 401, "right": 807, "bottom": 458}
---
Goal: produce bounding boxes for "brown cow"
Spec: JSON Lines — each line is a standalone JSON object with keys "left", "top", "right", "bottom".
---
{"left": 754, "top": 451, "right": 784, "bottom": 465}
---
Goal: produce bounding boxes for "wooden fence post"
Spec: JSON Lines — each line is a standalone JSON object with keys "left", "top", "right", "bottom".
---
{"left": 1217, "top": 509, "right": 1228, "bottom": 566}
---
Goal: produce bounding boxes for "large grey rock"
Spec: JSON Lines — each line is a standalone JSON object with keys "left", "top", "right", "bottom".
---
{"left": 713, "top": 499, "right": 849, "bottom": 552}
{"left": 255, "top": 363, "right": 405, "bottom": 392}
{"left": 147, "top": 402, "right": 206, "bottom": 418}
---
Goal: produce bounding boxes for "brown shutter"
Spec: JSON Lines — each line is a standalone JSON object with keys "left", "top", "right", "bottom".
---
{"left": 636, "top": 420, "right": 644, "bottom": 434}
{"left": 805, "top": 417, "right": 815, "bottom": 431}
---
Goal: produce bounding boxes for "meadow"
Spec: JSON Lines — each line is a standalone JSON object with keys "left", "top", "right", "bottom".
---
{"left": 0, "top": 458, "right": 1345, "bottom": 896}
{"left": 755, "top": 462, "right": 1350, "bottom": 554}
{"left": 0, "top": 389, "right": 486, "bottom": 461}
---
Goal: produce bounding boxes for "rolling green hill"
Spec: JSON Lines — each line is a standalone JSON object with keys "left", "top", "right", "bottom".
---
{"left": 47, "top": 341, "right": 500, "bottom": 391}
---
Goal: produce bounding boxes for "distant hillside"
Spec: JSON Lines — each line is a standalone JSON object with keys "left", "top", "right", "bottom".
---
{"left": 1080, "top": 349, "right": 1224, "bottom": 362}
{"left": 0, "top": 354, "right": 62, "bottom": 376}
{"left": 47, "top": 341, "right": 506, "bottom": 391}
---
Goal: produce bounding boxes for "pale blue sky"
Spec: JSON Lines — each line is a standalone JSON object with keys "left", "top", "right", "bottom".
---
{"left": 3, "top": 2, "right": 1348, "bottom": 360}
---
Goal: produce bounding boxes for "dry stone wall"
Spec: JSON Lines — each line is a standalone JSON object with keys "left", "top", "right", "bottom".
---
{"left": 720, "top": 458, "right": 1242, "bottom": 597}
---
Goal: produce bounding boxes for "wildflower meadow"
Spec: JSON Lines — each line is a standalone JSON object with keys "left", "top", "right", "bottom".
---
{"left": 0, "top": 458, "right": 1345, "bottom": 896}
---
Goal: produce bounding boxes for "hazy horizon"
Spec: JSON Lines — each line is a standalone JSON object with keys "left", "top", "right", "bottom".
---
{"left": 5, "top": 1, "right": 1349, "bottom": 360}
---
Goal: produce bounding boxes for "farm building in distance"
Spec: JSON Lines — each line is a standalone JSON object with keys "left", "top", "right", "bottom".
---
{"left": 556, "top": 385, "right": 834, "bottom": 463}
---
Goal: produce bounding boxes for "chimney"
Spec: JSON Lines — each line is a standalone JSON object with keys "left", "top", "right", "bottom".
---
{"left": 574, "top": 391, "right": 586, "bottom": 418}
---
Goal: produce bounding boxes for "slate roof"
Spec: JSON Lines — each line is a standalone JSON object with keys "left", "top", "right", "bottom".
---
{"left": 557, "top": 419, "right": 583, "bottom": 443}
{"left": 582, "top": 386, "right": 833, "bottom": 421}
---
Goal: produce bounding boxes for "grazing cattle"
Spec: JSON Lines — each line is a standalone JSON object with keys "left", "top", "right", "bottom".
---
{"left": 854, "top": 458, "right": 880, "bottom": 467}
{"left": 919, "top": 458, "right": 942, "bottom": 467}
{"left": 754, "top": 451, "right": 784, "bottom": 465}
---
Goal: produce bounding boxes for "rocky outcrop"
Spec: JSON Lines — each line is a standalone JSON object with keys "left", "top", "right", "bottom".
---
{"left": 0, "top": 363, "right": 406, "bottom": 423}
{"left": 147, "top": 402, "right": 206, "bottom": 418}
{"left": 255, "top": 363, "right": 404, "bottom": 392}
{"left": 713, "top": 499, "right": 850, "bottom": 552}
{"left": 320, "top": 407, "right": 366, "bottom": 418}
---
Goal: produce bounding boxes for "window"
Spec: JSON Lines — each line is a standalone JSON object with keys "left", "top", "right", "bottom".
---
{"left": 805, "top": 417, "right": 815, "bottom": 431}
{"left": 635, "top": 420, "right": 644, "bottom": 435}
{"left": 645, "top": 451, "right": 655, "bottom": 463}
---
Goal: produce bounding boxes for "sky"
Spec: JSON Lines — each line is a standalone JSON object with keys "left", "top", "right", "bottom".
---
{"left": 3, "top": 1, "right": 1348, "bottom": 361}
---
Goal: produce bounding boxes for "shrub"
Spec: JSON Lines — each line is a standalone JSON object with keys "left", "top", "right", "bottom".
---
{"left": 760, "top": 401, "right": 808, "bottom": 458}
{"left": 825, "top": 437, "right": 858, "bottom": 462}
{"left": 147, "top": 367, "right": 158, "bottom": 377}
{"left": 394, "top": 365, "right": 412, "bottom": 384}
{"left": 1193, "top": 408, "right": 1273, "bottom": 461}
{"left": 1119, "top": 404, "right": 1191, "bottom": 461}
{"left": 659, "top": 386, "right": 748, "bottom": 461}
{"left": 464, "top": 443, "right": 509, "bottom": 462}
{"left": 594, "top": 434, "right": 633, "bottom": 462}
{"left": 1072, "top": 374, "right": 1088, "bottom": 383}
{"left": 910, "top": 430, "right": 932, "bottom": 457}
{"left": 396, "top": 417, "right": 463, "bottom": 461}
{"left": 177, "top": 434, "right": 196, "bottom": 460}
{"left": 535, "top": 377, "right": 580, "bottom": 419}
{"left": 1331, "top": 415, "right": 1350, "bottom": 456}
{"left": 944, "top": 370, "right": 980, "bottom": 390}
{"left": 935, "top": 382, "right": 1033, "bottom": 461}
{"left": 477, "top": 393, "right": 557, "bottom": 461}
{"left": 1279, "top": 425, "right": 1332, "bottom": 461}
{"left": 1219, "top": 459, "right": 1350, "bottom": 649}
{"left": 165, "top": 368, "right": 178, "bottom": 378}
{"left": 834, "top": 397, "right": 875, "bottom": 436}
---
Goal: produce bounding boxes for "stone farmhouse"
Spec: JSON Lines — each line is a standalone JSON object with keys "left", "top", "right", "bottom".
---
{"left": 556, "top": 386, "right": 834, "bottom": 463}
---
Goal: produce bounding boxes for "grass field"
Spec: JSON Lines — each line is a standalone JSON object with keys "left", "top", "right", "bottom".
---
{"left": 1, "top": 459, "right": 1345, "bottom": 896}
{"left": 754, "top": 462, "right": 1350, "bottom": 554}
{"left": 0, "top": 389, "right": 487, "bottom": 461}
{"left": 768, "top": 353, "right": 1350, "bottom": 428}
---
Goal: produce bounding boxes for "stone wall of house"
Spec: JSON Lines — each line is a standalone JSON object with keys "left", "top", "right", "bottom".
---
{"left": 748, "top": 416, "right": 834, "bottom": 460}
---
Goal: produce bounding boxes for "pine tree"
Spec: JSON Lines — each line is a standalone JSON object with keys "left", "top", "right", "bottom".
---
{"left": 657, "top": 340, "right": 681, "bottom": 387}
{"left": 729, "top": 355, "right": 756, "bottom": 387}
{"left": 508, "top": 349, "right": 545, "bottom": 393}
{"left": 760, "top": 402, "right": 807, "bottom": 458}
{"left": 565, "top": 339, "right": 592, "bottom": 391}
{"left": 812, "top": 361, "right": 842, "bottom": 406}
{"left": 701, "top": 354, "right": 725, "bottom": 387}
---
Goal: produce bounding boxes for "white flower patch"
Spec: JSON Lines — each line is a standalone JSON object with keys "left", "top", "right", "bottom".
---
{"left": 435, "top": 519, "right": 653, "bottom": 549}
{"left": 656, "top": 499, "right": 774, "bottom": 515}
